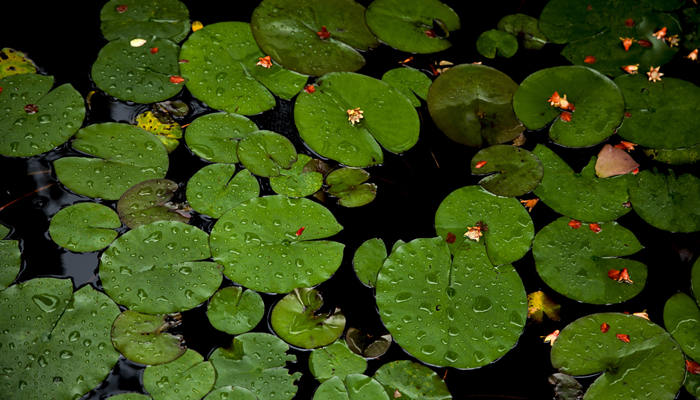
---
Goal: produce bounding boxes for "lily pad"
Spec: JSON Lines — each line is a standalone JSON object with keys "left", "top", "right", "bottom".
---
{"left": 427, "top": 64, "right": 524, "bottom": 147}
{"left": 49, "top": 202, "right": 121, "bottom": 252}
{"left": 496, "top": 14, "right": 547, "bottom": 50}
{"left": 346, "top": 327, "right": 393, "bottom": 359}
{"left": 476, "top": 30, "right": 518, "bottom": 58}
{"left": 136, "top": 111, "right": 182, "bottom": 153}
{"left": 143, "top": 349, "right": 216, "bottom": 400}
{"left": 111, "top": 310, "right": 186, "bottom": 365}
{"left": 117, "top": 179, "right": 189, "bottom": 229}
{"left": 513, "top": 66, "right": 624, "bottom": 148}
{"left": 693, "top": 258, "right": 700, "bottom": 305}
{"left": 107, "top": 394, "right": 152, "bottom": 400}
{"left": 0, "top": 278, "right": 120, "bottom": 399}
{"left": 179, "top": 22, "right": 307, "bottom": 115}
{"left": 365, "top": 0, "right": 460, "bottom": 54}
{"left": 0, "top": 74, "right": 84, "bottom": 157}
{"left": 271, "top": 288, "right": 346, "bottom": 349}
{"left": 100, "top": 221, "right": 222, "bottom": 313}
{"left": 237, "top": 130, "right": 297, "bottom": 178}
{"left": 470, "top": 145, "right": 543, "bottom": 197}
{"left": 373, "top": 360, "right": 452, "bottom": 400}
{"left": 533, "top": 217, "right": 647, "bottom": 304}
{"left": 100, "top": 0, "right": 190, "bottom": 42}
{"left": 551, "top": 312, "right": 685, "bottom": 400}
{"left": 434, "top": 185, "right": 534, "bottom": 266}
{"left": 92, "top": 38, "right": 183, "bottom": 104}
{"left": 615, "top": 75, "right": 700, "bottom": 149}
{"left": 0, "top": 224, "right": 20, "bottom": 290}
{"left": 210, "top": 195, "right": 344, "bottom": 293}
{"left": 210, "top": 332, "right": 302, "bottom": 399}
{"left": 352, "top": 238, "right": 387, "bottom": 288}
{"left": 664, "top": 293, "right": 700, "bottom": 361}
{"left": 186, "top": 165, "right": 260, "bottom": 218}
{"left": 376, "top": 237, "right": 527, "bottom": 369}
{"left": 295, "top": 72, "right": 419, "bottom": 167}
{"left": 644, "top": 144, "right": 700, "bottom": 165}
{"left": 251, "top": 0, "right": 379, "bottom": 76}
{"left": 269, "top": 154, "right": 324, "bottom": 197}
{"left": 0, "top": 48, "right": 37, "bottom": 78}
{"left": 381, "top": 67, "right": 432, "bottom": 107}
{"left": 687, "top": 373, "right": 700, "bottom": 400}
{"left": 309, "top": 340, "right": 367, "bottom": 382}
{"left": 54, "top": 123, "right": 169, "bottom": 201}
{"left": 326, "top": 168, "right": 377, "bottom": 208}
{"left": 206, "top": 286, "right": 265, "bottom": 335}
{"left": 313, "top": 374, "right": 390, "bottom": 400}
{"left": 204, "top": 386, "right": 259, "bottom": 400}
{"left": 532, "top": 144, "right": 632, "bottom": 222}
{"left": 185, "top": 112, "right": 259, "bottom": 164}
{"left": 628, "top": 170, "right": 700, "bottom": 233}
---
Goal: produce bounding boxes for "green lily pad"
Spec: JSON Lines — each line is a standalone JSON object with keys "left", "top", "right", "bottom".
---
{"left": 117, "top": 179, "right": 189, "bottom": 229}
{"left": 0, "top": 74, "right": 84, "bottom": 157}
{"left": 269, "top": 154, "right": 324, "bottom": 197}
{"left": 615, "top": 75, "right": 700, "bottom": 149}
{"left": 237, "top": 130, "right": 297, "bottom": 178}
{"left": 100, "top": 0, "right": 190, "bottom": 42}
{"left": 629, "top": 170, "right": 700, "bottom": 233}
{"left": 313, "top": 374, "right": 390, "bottom": 400}
{"left": 427, "top": 64, "right": 524, "bottom": 147}
{"left": 476, "top": 30, "right": 518, "bottom": 58}
{"left": 693, "top": 258, "right": 700, "bottom": 305}
{"left": 551, "top": 312, "right": 685, "bottom": 400}
{"left": 352, "top": 238, "right": 387, "bottom": 288}
{"left": 49, "top": 203, "right": 121, "bottom": 252}
{"left": 644, "top": 144, "right": 700, "bottom": 165}
{"left": 179, "top": 22, "right": 307, "bottom": 116}
{"left": 532, "top": 144, "right": 632, "bottom": 222}
{"left": 185, "top": 112, "right": 259, "bottom": 164}
{"left": 470, "top": 145, "right": 543, "bottom": 197}
{"left": 381, "top": 67, "right": 432, "bottom": 107}
{"left": 295, "top": 72, "right": 419, "bottom": 167}
{"left": 54, "top": 123, "right": 169, "bottom": 201}
{"left": 107, "top": 394, "right": 152, "bottom": 400}
{"left": 0, "top": 278, "right": 120, "bottom": 399}
{"left": 100, "top": 221, "right": 222, "bottom": 313}
{"left": 326, "top": 168, "right": 377, "bottom": 208}
{"left": 496, "top": 14, "right": 547, "bottom": 50}
{"left": 271, "top": 288, "right": 346, "bottom": 349}
{"left": 513, "top": 66, "right": 624, "bottom": 148}
{"left": 206, "top": 286, "right": 265, "bottom": 335}
{"left": 210, "top": 195, "right": 344, "bottom": 293}
{"left": 533, "top": 217, "right": 647, "bottom": 304}
{"left": 365, "top": 0, "right": 460, "bottom": 54}
{"left": 0, "top": 224, "right": 20, "bottom": 290}
{"left": 210, "top": 332, "right": 302, "bottom": 399}
{"left": 0, "top": 48, "right": 37, "bottom": 78}
{"left": 251, "top": 0, "right": 379, "bottom": 76}
{"left": 434, "top": 185, "right": 534, "bottom": 266}
{"left": 664, "top": 293, "right": 700, "bottom": 361}
{"left": 309, "top": 340, "right": 368, "bottom": 382}
{"left": 92, "top": 39, "right": 183, "bottom": 104}
{"left": 186, "top": 165, "right": 260, "bottom": 218}
{"left": 111, "top": 310, "right": 185, "bottom": 365}
{"left": 373, "top": 360, "right": 452, "bottom": 400}
{"left": 346, "top": 327, "right": 393, "bottom": 359}
{"left": 204, "top": 386, "right": 259, "bottom": 400}
{"left": 143, "top": 349, "right": 216, "bottom": 400}
{"left": 376, "top": 237, "right": 527, "bottom": 368}
{"left": 687, "top": 366, "right": 700, "bottom": 399}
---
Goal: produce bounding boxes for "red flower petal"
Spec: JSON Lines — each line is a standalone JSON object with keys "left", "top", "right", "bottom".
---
{"left": 637, "top": 39, "right": 652, "bottom": 48}
{"left": 116, "top": 5, "right": 128, "bottom": 13}
{"left": 304, "top": 84, "right": 316, "bottom": 94}
{"left": 169, "top": 75, "right": 185, "bottom": 84}
{"left": 584, "top": 56, "right": 596, "bottom": 64}
{"left": 24, "top": 104, "right": 38, "bottom": 114}
{"left": 295, "top": 227, "right": 305, "bottom": 237}
{"left": 589, "top": 223, "right": 601, "bottom": 233}
{"left": 616, "top": 334, "right": 630, "bottom": 343}
{"left": 150, "top": 47, "right": 159, "bottom": 54}
{"left": 568, "top": 219, "right": 582, "bottom": 229}
{"left": 178, "top": 59, "right": 190, "bottom": 64}
{"left": 625, "top": 18, "right": 635, "bottom": 27}
{"left": 316, "top": 26, "right": 331, "bottom": 40}
{"left": 600, "top": 322, "right": 610, "bottom": 333}
{"left": 425, "top": 29, "right": 437, "bottom": 38}
{"left": 560, "top": 111, "right": 572, "bottom": 122}
{"left": 446, "top": 232, "right": 456, "bottom": 244}
{"left": 475, "top": 161, "right": 487, "bottom": 169}
{"left": 686, "top": 360, "right": 700, "bottom": 375}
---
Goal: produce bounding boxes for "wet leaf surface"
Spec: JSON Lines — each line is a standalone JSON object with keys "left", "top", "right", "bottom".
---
{"left": 184, "top": 112, "right": 259, "bottom": 164}
{"left": 629, "top": 170, "right": 700, "bottom": 233}
{"left": 237, "top": 130, "right": 297, "bottom": 177}
{"left": 269, "top": 154, "right": 323, "bottom": 198}
{"left": 206, "top": 286, "right": 265, "bottom": 335}
{"left": 117, "top": 179, "right": 189, "bottom": 229}
{"left": 313, "top": 374, "right": 389, "bottom": 400}
{"left": 352, "top": 238, "right": 387, "bottom": 288}
{"left": 49, "top": 202, "right": 121, "bottom": 252}
{"left": 143, "top": 349, "right": 216, "bottom": 400}
{"left": 663, "top": 293, "right": 700, "bottom": 361}
{"left": 496, "top": 14, "right": 547, "bottom": 50}
{"left": 100, "top": 0, "right": 190, "bottom": 42}
{"left": 309, "top": 340, "right": 367, "bottom": 382}
{"left": 111, "top": 310, "right": 186, "bottom": 365}
{"left": 372, "top": 360, "right": 452, "bottom": 399}
{"left": 476, "top": 29, "right": 518, "bottom": 58}
{"left": 470, "top": 144, "right": 543, "bottom": 197}
{"left": 0, "top": 224, "right": 20, "bottom": 290}
{"left": 381, "top": 67, "right": 432, "bottom": 107}
{"left": 326, "top": 167, "right": 377, "bottom": 208}
{"left": 271, "top": 288, "right": 345, "bottom": 349}
{"left": 186, "top": 165, "right": 259, "bottom": 218}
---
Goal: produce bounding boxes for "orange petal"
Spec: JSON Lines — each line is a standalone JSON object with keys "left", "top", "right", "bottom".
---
{"left": 595, "top": 144, "right": 639, "bottom": 178}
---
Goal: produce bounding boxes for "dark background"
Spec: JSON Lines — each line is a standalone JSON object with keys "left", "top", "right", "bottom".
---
{"left": 1, "top": 0, "right": 698, "bottom": 399}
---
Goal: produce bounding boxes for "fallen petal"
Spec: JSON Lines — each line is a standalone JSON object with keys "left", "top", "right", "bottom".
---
{"left": 595, "top": 144, "right": 639, "bottom": 178}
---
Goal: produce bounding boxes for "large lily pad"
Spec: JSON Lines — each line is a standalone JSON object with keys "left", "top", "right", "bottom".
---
{"left": 186, "top": 165, "right": 259, "bottom": 218}
{"left": 476, "top": 30, "right": 518, "bottom": 58}
{"left": 628, "top": 170, "right": 700, "bottom": 233}
{"left": 100, "top": 0, "right": 190, "bottom": 42}
{"left": 664, "top": 293, "right": 700, "bottom": 361}
{"left": 117, "top": 179, "right": 189, "bottom": 229}
{"left": 0, "top": 74, "right": 84, "bottom": 157}
{"left": 179, "top": 22, "right": 307, "bottom": 116}
{"left": 100, "top": 221, "right": 222, "bottom": 313}
{"left": 551, "top": 313, "right": 685, "bottom": 400}
{"left": 309, "top": 340, "right": 367, "bottom": 382}
{"left": 295, "top": 72, "right": 419, "bottom": 167}
{"left": 210, "top": 195, "right": 344, "bottom": 293}
{"left": 0, "top": 278, "right": 120, "bottom": 399}
{"left": 427, "top": 64, "right": 524, "bottom": 147}
{"left": 0, "top": 224, "right": 20, "bottom": 290}
{"left": 533, "top": 217, "right": 647, "bottom": 304}
{"left": 352, "top": 238, "right": 387, "bottom": 288}
{"left": 269, "top": 154, "right": 324, "bottom": 197}
{"left": 206, "top": 286, "right": 265, "bottom": 335}
{"left": 376, "top": 238, "right": 527, "bottom": 369}
{"left": 251, "top": 0, "right": 379, "bottom": 76}
{"left": 143, "top": 349, "right": 216, "bottom": 400}
{"left": 111, "top": 310, "right": 186, "bottom": 365}
{"left": 313, "top": 374, "right": 390, "bottom": 400}
{"left": 54, "top": 123, "right": 169, "bottom": 200}
{"left": 434, "top": 185, "right": 534, "bottom": 266}
{"left": 496, "top": 14, "right": 547, "bottom": 50}
{"left": 237, "top": 130, "right": 297, "bottom": 178}
{"left": 326, "top": 167, "right": 377, "bottom": 208}
{"left": 185, "top": 112, "right": 259, "bottom": 164}
{"left": 49, "top": 202, "right": 121, "bottom": 252}
{"left": 381, "top": 67, "right": 432, "bottom": 107}
{"left": 373, "top": 360, "right": 452, "bottom": 400}
{"left": 532, "top": 144, "right": 632, "bottom": 222}
{"left": 365, "top": 0, "right": 460, "bottom": 54}
{"left": 210, "top": 332, "right": 302, "bottom": 400}
{"left": 470, "top": 145, "right": 543, "bottom": 197}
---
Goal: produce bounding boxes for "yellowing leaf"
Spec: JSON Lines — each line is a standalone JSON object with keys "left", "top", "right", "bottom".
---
{"left": 135, "top": 111, "right": 182, "bottom": 153}
{"left": 527, "top": 290, "right": 561, "bottom": 322}
{"left": 0, "top": 48, "right": 37, "bottom": 79}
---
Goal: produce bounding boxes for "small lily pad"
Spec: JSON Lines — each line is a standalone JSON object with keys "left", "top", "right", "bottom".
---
{"left": 533, "top": 217, "right": 647, "bottom": 304}
{"left": 381, "top": 67, "right": 432, "bottom": 107}
{"left": 117, "top": 179, "right": 189, "bottom": 229}
{"left": 373, "top": 360, "right": 452, "bottom": 400}
{"left": 644, "top": 144, "right": 700, "bottom": 165}
{"left": 427, "top": 64, "right": 524, "bottom": 147}
{"left": 0, "top": 74, "right": 84, "bottom": 157}
{"left": 270, "top": 154, "right": 323, "bottom": 197}
{"left": 326, "top": 168, "right": 377, "bottom": 208}
{"left": 49, "top": 202, "right": 121, "bottom": 252}
{"left": 314, "top": 374, "right": 390, "bottom": 400}
{"left": 346, "top": 327, "right": 393, "bottom": 359}
{"left": 352, "top": 238, "right": 387, "bottom": 288}
{"left": 111, "top": 310, "right": 185, "bottom": 365}
{"left": 693, "top": 258, "right": 700, "bottom": 305}
{"left": 100, "top": 0, "right": 190, "bottom": 42}
{"left": 664, "top": 293, "right": 700, "bottom": 361}
{"left": 0, "top": 224, "right": 20, "bottom": 290}
{"left": 0, "top": 48, "right": 37, "bottom": 78}
{"left": 496, "top": 14, "right": 547, "bottom": 50}
{"left": 476, "top": 30, "right": 518, "bottom": 58}
{"left": 185, "top": 112, "right": 259, "bottom": 164}
{"left": 206, "top": 286, "right": 265, "bottom": 335}
{"left": 186, "top": 165, "right": 260, "bottom": 218}
{"left": 54, "top": 123, "right": 169, "bottom": 201}
{"left": 204, "top": 387, "right": 258, "bottom": 400}
{"left": 143, "top": 349, "right": 216, "bottom": 400}
{"left": 136, "top": 111, "right": 182, "bottom": 153}
{"left": 470, "top": 145, "right": 543, "bottom": 197}
{"left": 237, "top": 130, "right": 297, "bottom": 178}
{"left": 365, "top": 0, "right": 460, "bottom": 54}
{"left": 309, "top": 340, "right": 367, "bottom": 382}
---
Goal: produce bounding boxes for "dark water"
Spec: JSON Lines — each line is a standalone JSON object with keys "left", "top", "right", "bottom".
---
{"left": 1, "top": 1, "right": 698, "bottom": 399}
